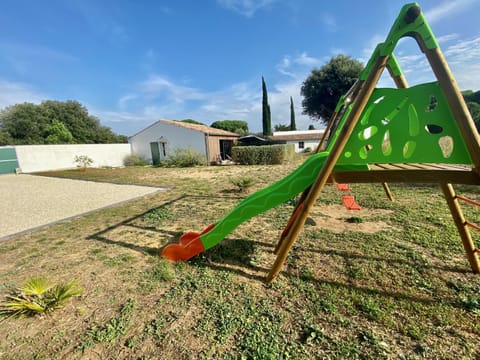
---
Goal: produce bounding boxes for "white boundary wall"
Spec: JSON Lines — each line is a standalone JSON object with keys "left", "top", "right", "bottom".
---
{"left": 15, "top": 144, "right": 131, "bottom": 173}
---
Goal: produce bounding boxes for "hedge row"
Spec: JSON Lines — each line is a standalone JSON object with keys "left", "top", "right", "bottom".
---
{"left": 232, "top": 144, "right": 295, "bottom": 165}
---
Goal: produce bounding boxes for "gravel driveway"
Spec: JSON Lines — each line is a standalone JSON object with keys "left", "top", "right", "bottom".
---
{"left": 0, "top": 174, "right": 164, "bottom": 240}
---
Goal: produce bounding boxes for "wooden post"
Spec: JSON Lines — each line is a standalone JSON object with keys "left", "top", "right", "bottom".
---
{"left": 315, "top": 80, "right": 363, "bottom": 153}
{"left": 440, "top": 183, "right": 480, "bottom": 273}
{"left": 382, "top": 182, "right": 394, "bottom": 202}
{"left": 275, "top": 80, "right": 364, "bottom": 255}
{"left": 266, "top": 55, "right": 390, "bottom": 283}
{"left": 424, "top": 47, "right": 480, "bottom": 172}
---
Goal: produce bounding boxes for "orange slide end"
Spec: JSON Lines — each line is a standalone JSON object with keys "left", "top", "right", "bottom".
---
{"left": 161, "top": 224, "right": 214, "bottom": 262}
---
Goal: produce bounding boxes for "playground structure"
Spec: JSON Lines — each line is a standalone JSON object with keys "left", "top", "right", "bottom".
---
{"left": 162, "top": 3, "right": 480, "bottom": 282}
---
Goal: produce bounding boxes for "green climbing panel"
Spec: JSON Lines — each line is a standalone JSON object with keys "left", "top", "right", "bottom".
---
{"left": 336, "top": 81, "right": 472, "bottom": 165}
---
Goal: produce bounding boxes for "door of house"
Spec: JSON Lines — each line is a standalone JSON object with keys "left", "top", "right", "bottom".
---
{"left": 150, "top": 142, "right": 167, "bottom": 165}
{"left": 150, "top": 142, "right": 160, "bottom": 165}
{"left": 219, "top": 140, "right": 233, "bottom": 160}
{"left": 0, "top": 147, "right": 19, "bottom": 175}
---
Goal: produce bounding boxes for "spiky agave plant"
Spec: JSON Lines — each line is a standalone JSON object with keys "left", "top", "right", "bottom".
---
{"left": 0, "top": 276, "right": 83, "bottom": 319}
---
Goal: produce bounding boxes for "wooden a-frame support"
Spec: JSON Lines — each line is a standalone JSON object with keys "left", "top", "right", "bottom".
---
{"left": 266, "top": 4, "right": 480, "bottom": 283}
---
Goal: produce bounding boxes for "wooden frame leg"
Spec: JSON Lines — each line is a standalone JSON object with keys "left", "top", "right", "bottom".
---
{"left": 440, "top": 183, "right": 480, "bottom": 273}
{"left": 266, "top": 55, "right": 390, "bottom": 283}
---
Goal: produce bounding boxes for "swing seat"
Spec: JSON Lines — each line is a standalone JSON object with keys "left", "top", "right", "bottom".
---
{"left": 342, "top": 195, "right": 361, "bottom": 210}
{"left": 337, "top": 183, "right": 351, "bottom": 191}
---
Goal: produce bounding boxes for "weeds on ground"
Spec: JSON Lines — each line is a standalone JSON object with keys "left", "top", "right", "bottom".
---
{"left": 77, "top": 298, "right": 136, "bottom": 352}
{"left": 230, "top": 177, "right": 256, "bottom": 193}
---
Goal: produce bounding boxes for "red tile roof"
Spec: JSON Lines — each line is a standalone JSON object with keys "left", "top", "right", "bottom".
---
{"left": 158, "top": 119, "right": 240, "bottom": 137}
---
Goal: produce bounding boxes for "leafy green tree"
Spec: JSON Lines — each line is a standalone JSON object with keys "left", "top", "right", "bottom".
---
{"left": 290, "top": 96, "right": 296, "bottom": 130}
{"left": 262, "top": 76, "right": 272, "bottom": 136}
{"left": 467, "top": 101, "right": 480, "bottom": 131}
{"left": 211, "top": 120, "right": 249, "bottom": 134}
{"left": 45, "top": 119, "right": 74, "bottom": 144}
{"left": 0, "top": 129, "right": 11, "bottom": 145}
{"left": 463, "top": 90, "right": 480, "bottom": 104}
{"left": 301, "top": 54, "right": 363, "bottom": 125}
{"left": 463, "top": 90, "right": 480, "bottom": 131}
{"left": 274, "top": 124, "right": 290, "bottom": 131}
{"left": 0, "top": 102, "right": 47, "bottom": 144}
{"left": 0, "top": 100, "right": 126, "bottom": 144}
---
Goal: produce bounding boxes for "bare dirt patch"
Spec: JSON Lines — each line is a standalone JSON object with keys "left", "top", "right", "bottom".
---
{"left": 310, "top": 204, "right": 399, "bottom": 234}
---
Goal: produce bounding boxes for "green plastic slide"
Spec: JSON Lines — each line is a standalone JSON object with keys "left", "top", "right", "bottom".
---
{"left": 161, "top": 152, "right": 366, "bottom": 261}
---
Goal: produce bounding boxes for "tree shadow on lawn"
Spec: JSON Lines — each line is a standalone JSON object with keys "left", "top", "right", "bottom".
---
{"left": 86, "top": 194, "right": 475, "bottom": 311}
{"left": 192, "top": 238, "right": 476, "bottom": 312}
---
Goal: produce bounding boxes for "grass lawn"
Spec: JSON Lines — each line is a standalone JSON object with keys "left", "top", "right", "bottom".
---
{"left": 0, "top": 158, "right": 479, "bottom": 359}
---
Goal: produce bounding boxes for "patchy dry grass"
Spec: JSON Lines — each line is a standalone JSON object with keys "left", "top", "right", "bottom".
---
{"left": 1, "top": 159, "right": 479, "bottom": 359}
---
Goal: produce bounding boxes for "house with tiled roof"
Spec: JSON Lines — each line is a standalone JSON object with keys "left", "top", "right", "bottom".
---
{"left": 268, "top": 129, "right": 325, "bottom": 152}
{"left": 128, "top": 119, "right": 240, "bottom": 165}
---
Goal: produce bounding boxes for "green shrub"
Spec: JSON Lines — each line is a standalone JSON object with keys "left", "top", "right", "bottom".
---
{"left": 232, "top": 144, "right": 294, "bottom": 165}
{"left": 161, "top": 147, "right": 206, "bottom": 167}
{"left": 123, "top": 154, "right": 149, "bottom": 166}
{"left": 230, "top": 177, "right": 256, "bottom": 193}
{"left": 74, "top": 155, "right": 93, "bottom": 169}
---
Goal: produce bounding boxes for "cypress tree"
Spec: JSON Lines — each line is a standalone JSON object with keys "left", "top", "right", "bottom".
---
{"left": 290, "top": 96, "right": 296, "bottom": 130}
{"left": 262, "top": 76, "right": 272, "bottom": 136}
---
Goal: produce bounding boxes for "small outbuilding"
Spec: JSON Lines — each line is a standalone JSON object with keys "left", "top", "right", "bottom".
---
{"left": 128, "top": 119, "right": 240, "bottom": 165}
{"left": 268, "top": 130, "right": 325, "bottom": 153}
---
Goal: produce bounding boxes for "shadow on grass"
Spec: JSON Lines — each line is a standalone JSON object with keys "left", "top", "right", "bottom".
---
{"left": 87, "top": 194, "right": 245, "bottom": 256}
{"left": 87, "top": 194, "right": 474, "bottom": 311}
{"left": 189, "top": 237, "right": 476, "bottom": 312}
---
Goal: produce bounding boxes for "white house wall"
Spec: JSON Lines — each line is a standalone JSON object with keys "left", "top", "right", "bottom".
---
{"left": 15, "top": 144, "right": 132, "bottom": 173}
{"left": 287, "top": 140, "right": 320, "bottom": 153}
{"left": 129, "top": 122, "right": 206, "bottom": 163}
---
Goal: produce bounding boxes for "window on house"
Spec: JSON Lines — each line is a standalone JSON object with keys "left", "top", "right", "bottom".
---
{"left": 298, "top": 141, "right": 305, "bottom": 149}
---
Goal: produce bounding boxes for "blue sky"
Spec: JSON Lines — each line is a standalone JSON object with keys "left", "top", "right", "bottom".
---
{"left": 0, "top": 0, "right": 479, "bottom": 136}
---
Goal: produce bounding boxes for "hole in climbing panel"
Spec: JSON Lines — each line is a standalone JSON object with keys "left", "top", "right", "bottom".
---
{"left": 373, "top": 96, "right": 385, "bottom": 104}
{"left": 382, "top": 131, "right": 392, "bottom": 156}
{"left": 426, "top": 96, "right": 438, "bottom": 112}
{"left": 344, "top": 151, "right": 352, "bottom": 158}
{"left": 403, "top": 140, "right": 416, "bottom": 159}
{"left": 359, "top": 145, "right": 373, "bottom": 159}
{"left": 358, "top": 126, "right": 378, "bottom": 141}
{"left": 425, "top": 124, "right": 443, "bottom": 134}
{"left": 438, "top": 136, "right": 454, "bottom": 158}
{"left": 408, "top": 104, "right": 419, "bottom": 136}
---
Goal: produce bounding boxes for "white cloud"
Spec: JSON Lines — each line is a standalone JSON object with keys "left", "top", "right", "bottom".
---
{"left": 117, "top": 94, "right": 138, "bottom": 110}
{"left": 0, "top": 42, "right": 77, "bottom": 76}
{"left": 0, "top": 80, "right": 46, "bottom": 109}
{"left": 217, "top": 0, "right": 276, "bottom": 17}
{"left": 436, "top": 34, "right": 459, "bottom": 44}
{"left": 98, "top": 50, "right": 332, "bottom": 135}
{"left": 320, "top": 13, "right": 338, "bottom": 32}
{"left": 424, "top": 0, "right": 476, "bottom": 23}
{"left": 294, "top": 52, "right": 321, "bottom": 67}
{"left": 139, "top": 75, "right": 207, "bottom": 103}
{"left": 443, "top": 35, "right": 480, "bottom": 90}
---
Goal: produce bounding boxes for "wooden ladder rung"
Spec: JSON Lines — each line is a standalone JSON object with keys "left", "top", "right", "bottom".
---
{"left": 465, "top": 221, "right": 480, "bottom": 232}
{"left": 455, "top": 195, "right": 480, "bottom": 207}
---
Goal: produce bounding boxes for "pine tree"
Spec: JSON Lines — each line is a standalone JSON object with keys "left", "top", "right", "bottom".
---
{"left": 290, "top": 96, "right": 296, "bottom": 130}
{"left": 262, "top": 76, "right": 272, "bottom": 136}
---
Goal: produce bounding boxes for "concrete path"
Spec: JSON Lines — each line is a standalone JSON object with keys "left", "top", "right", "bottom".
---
{"left": 0, "top": 174, "right": 164, "bottom": 240}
